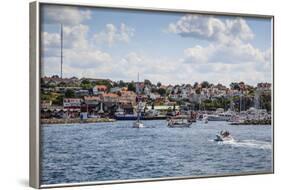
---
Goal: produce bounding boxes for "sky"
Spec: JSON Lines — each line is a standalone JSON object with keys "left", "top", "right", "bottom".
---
{"left": 40, "top": 4, "right": 273, "bottom": 86}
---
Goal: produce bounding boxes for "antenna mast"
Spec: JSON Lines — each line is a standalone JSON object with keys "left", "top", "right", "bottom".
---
{"left": 60, "top": 24, "right": 63, "bottom": 79}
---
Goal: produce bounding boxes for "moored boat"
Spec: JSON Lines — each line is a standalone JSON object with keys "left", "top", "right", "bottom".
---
{"left": 167, "top": 116, "right": 192, "bottom": 128}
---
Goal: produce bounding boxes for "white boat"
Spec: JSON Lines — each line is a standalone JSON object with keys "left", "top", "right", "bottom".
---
{"left": 167, "top": 117, "right": 192, "bottom": 128}
{"left": 202, "top": 114, "right": 208, "bottom": 123}
{"left": 133, "top": 121, "right": 144, "bottom": 128}
{"left": 214, "top": 130, "right": 234, "bottom": 141}
{"left": 206, "top": 112, "right": 233, "bottom": 121}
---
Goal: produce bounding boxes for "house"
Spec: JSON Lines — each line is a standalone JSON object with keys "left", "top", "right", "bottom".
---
{"left": 149, "top": 92, "right": 160, "bottom": 100}
{"left": 84, "top": 96, "right": 101, "bottom": 105}
{"left": 110, "top": 87, "right": 121, "bottom": 93}
{"left": 143, "top": 86, "right": 151, "bottom": 95}
{"left": 41, "top": 100, "right": 52, "bottom": 109}
{"left": 257, "top": 83, "right": 271, "bottom": 91}
{"left": 95, "top": 85, "right": 108, "bottom": 92}
{"left": 135, "top": 82, "right": 145, "bottom": 93}
{"left": 83, "top": 96, "right": 102, "bottom": 114}
{"left": 101, "top": 93, "right": 119, "bottom": 103}
{"left": 92, "top": 85, "right": 107, "bottom": 95}
{"left": 63, "top": 98, "right": 81, "bottom": 110}
{"left": 119, "top": 90, "right": 137, "bottom": 105}
{"left": 75, "top": 89, "right": 89, "bottom": 97}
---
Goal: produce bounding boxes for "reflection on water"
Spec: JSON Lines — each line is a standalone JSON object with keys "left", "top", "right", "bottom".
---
{"left": 41, "top": 120, "right": 272, "bottom": 185}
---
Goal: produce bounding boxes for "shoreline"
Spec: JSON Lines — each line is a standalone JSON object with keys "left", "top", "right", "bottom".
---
{"left": 230, "top": 119, "right": 271, "bottom": 125}
{"left": 41, "top": 118, "right": 116, "bottom": 125}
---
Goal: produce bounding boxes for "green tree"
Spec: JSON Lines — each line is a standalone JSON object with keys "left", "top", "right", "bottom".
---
{"left": 128, "top": 82, "right": 136, "bottom": 92}
{"left": 260, "top": 94, "right": 271, "bottom": 111}
{"left": 230, "top": 82, "right": 240, "bottom": 90}
{"left": 144, "top": 79, "right": 152, "bottom": 86}
{"left": 201, "top": 81, "right": 210, "bottom": 88}
{"left": 118, "top": 80, "right": 126, "bottom": 87}
{"left": 193, "top": 82, "right": 199, "bottom": 88}
{"left": 157, "top": 82, "right": 162, "bottom": 88}
{"left": 80, "top": 79, "right": 93, "bottom": 90}
{"left": 195, "top": 88, "right": 201, "bottom": 94}
{"left": 65, "top": 89, "right": 75, "bottom": 98}
{"left": 157, "top": 88, "right": 166, "bottom": 96}
{"left": 52, "top": 94, "right": 64, "bottom": 106}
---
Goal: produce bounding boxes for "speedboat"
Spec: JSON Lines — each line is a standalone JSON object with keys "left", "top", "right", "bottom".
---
{"left": 214, "top": 130, "right": 234, "bottom": 141}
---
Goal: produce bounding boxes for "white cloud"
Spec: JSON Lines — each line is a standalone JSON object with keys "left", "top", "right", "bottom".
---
{"left": 42, "top": 32, "right": 60, "bottom": 47}
{"left": 64, "top": 48, "right": 112, "bottom": 69}
{"left": 167, "top": 14, "right": 271, "bottom": 68}
{"left": 42, "top": 5, "right": 91, "bottom": 25}
{"left": 93, "top": 23, "right": 135, "bottom": 46}
{"left": 168, "top": 14, "right": 254, "bottom": 43}
{"left": 183, "top": 42, "right": 270, "bottom": 64}
{"left": 62, "top": 24, "right": 90, "bottom": 49}
{"left": 41, "top": 7, "right": 271, "bottom": 86}
{"left": 41, "top": 23, "right": 112, "bottom": 76}
{"left": 42, "top": 48, "right": 271, "bottom": 86}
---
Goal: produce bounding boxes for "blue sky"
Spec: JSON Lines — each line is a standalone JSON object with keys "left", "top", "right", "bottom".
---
{"left": 41, "top": 4, "right": 272, "bottom": 86}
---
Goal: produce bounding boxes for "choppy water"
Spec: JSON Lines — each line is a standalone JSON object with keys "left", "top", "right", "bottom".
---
{"left": 41, "top": 120, "right": 272, "bottom": 185}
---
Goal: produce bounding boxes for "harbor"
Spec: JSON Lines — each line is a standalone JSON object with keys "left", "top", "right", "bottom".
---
{"left": 41, "top": 76, "right": 272, "bottom": 127}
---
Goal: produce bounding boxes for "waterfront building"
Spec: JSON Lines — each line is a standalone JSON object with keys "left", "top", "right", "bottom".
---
{"left": 149, "top": 92, "right": 161, "bottom": 100}
{"left": 110, "top": 87, "right": 122, "bottom": 93}
{"left": 92, "top": 85, "right": 107, "bottom": 95}
{"left": 75, "top": 89, "right": 89, "bottom": 97}
{"left": 101, "top": 93, "right": 119, "bottom": 103}
{"left": 63, "top": 98, "right": 81, "bottom": 111}
{"left": 83, "top": 96, "right": 101, "bottom": 114}
{"left": 41, "top": 100, "right": 52, "bottom": 109}
{"left": 119, "top": 90, "right": 137, "bottom": 105}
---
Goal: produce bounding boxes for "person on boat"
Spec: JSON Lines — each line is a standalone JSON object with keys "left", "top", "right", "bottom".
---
{"left": 220, "top": 130, "right": 230, "bottom": 137}
{"left": 223, "top": 131, "right": 230, "bottom": 137}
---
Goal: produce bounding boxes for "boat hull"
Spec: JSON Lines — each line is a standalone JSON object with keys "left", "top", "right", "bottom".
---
{"left": 168, "top": 122, "right": 192, "bottom": 128}
{"left": 133, "top": 121, "right": 144, "bottom": 128}
{"left": 115, "top": 115, "right": 142, "bottom": 120}
{"left": 207, "top": 116, "right": 230, "bottom": 121}
{"left": 214, "top": 135, "right": 234, "bottom": 142}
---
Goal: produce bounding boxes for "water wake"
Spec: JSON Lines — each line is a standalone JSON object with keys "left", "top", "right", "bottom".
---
{"left": 220, "top": 139, "right": 272, "bottom": 150}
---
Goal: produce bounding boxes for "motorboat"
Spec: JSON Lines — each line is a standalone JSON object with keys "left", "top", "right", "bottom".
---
{"left": 202, "top": 114, "right": 208, "bottom": 123}
{"left": 133, "top": 121, "right": 144, "bottom": 128}
{"left": 167, "top": 117, "right": 192, "bottom": 128}
{"left": 205, "top": 112, "right": 233, "bottom": 122}
{"left": 214, "top": 130, "right": 234, "bottom": 141}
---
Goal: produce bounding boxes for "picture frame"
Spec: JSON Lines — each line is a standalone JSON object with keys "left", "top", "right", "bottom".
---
{"left": 30, "top": 1, "right": 274, "bottom": 188}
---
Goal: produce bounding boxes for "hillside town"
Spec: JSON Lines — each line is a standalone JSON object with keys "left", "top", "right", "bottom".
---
{"left": 40, "top": 75, "right": 271, "bottom": 124}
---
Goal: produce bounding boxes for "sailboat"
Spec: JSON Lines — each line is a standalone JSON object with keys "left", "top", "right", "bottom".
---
{"left": 133, "top": 73, "right": 144, "bottom": 128}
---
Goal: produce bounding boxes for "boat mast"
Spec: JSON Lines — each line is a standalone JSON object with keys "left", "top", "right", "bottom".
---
{"left": 240, "top": 93, "right": 242, "bottom": 113}
{"left": 137, "top": 72, "right": 140, "bottom": 122}
{"left": 60, "top": 24, "right": 63, "bottom": 79}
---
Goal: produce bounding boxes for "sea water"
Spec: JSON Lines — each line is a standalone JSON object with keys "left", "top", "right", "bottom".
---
{"left": 41, "top": 120, "right": 272, "bottom": 185}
